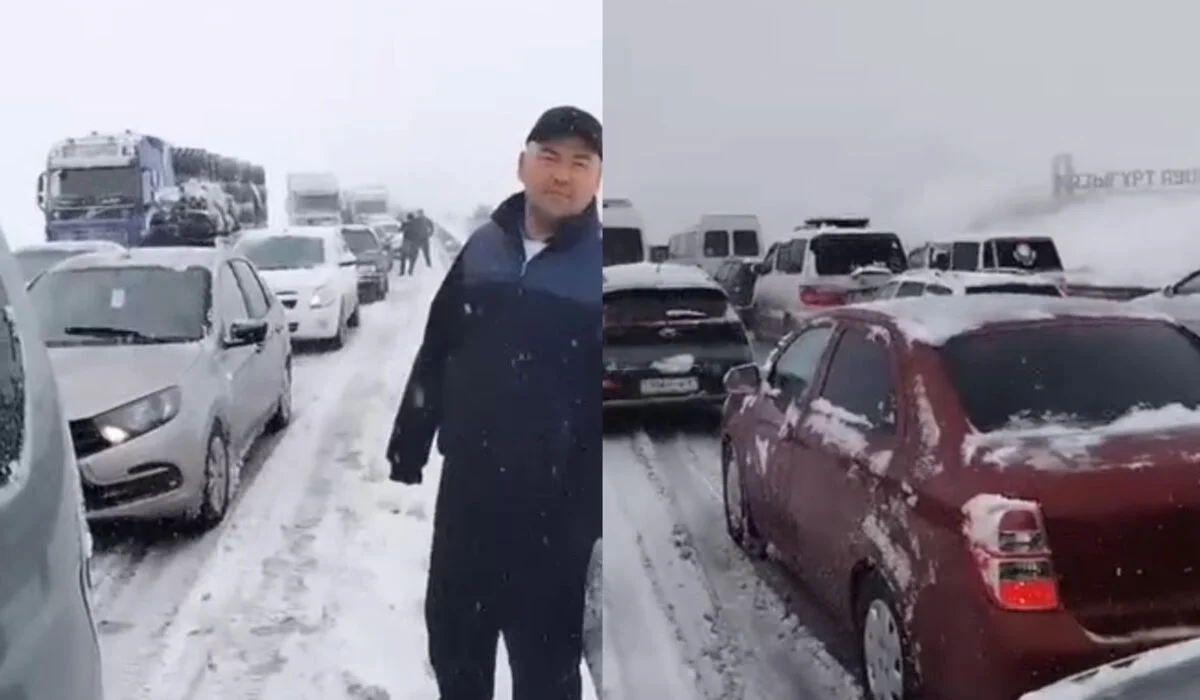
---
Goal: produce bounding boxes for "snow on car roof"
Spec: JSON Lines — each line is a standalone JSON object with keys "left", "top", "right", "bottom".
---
{"left": 1019, "top": 634, "right": 1200, "bottom": 699}
{"left": 54, "top": 245, "right": 219, "bottom": 272}
{"left": 17, "top": 240, "right": 126, "bottom": 253}
{"left": 849, "top": 294, "right": 1173, "bottom": 345}
{"left": 891, "top": 269, "right": 1060, "bottom": 291}
{"left": 603, "top": 262, "right": 722, "bottom": 293}
{"left": 240, "top": 226, "right": 339, "bottom": 241}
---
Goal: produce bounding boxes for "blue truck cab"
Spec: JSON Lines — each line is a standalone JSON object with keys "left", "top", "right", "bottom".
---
{"left": 37, "top": 131, "right": 173, "bottom": 247}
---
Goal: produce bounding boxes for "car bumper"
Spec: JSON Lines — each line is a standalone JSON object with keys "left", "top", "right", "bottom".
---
{"left": 920, "top": 594, "right": 1190, "bottom": 699}
{"left": 77, "top": 416, "right": 208, "bottom": 521}
{"left": 283, "top": 301, "right": 342, "bottom": 340}
{"left": 602, "top": 369, "right": 727, "bottom": 408}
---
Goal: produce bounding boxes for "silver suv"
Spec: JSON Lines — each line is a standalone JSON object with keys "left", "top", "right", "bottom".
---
{"left": 0, "top": 228, "right": 103, "bottom": 698}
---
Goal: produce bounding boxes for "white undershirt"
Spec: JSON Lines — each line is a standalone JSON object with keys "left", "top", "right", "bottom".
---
{"left": 523, "top": 237, "right": 548, "bottom": 262}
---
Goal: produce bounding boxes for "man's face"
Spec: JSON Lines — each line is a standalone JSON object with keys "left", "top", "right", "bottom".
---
{"left": 518, "top": 137, "right": 602, "bottom": 220}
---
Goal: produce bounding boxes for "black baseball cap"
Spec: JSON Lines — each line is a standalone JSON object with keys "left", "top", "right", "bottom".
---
{"left": 526, "top": 106, "right": 602, "bottom": 158}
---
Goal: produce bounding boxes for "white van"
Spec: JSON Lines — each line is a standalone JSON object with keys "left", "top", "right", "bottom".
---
{"left": 908, "top": 233, "right": 1065, "bottom": 280}
{"left": 667, "top": 214, "right": 762, "bottom": 277}
{"left": 602, "top": 198, "right": 647, "bottom": 266}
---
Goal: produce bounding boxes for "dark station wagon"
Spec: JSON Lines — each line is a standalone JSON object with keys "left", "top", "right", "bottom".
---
{"left": 603, "top": 262, "right": 753, "bottom": 409}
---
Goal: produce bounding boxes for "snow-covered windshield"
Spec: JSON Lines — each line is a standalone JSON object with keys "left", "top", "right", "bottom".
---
{"left": 241, "top": 236, "right": 326, "bottom": 270}
{"left": 812, "top": 233, "right": 907, "bottom": 275}
{"left": 342, "top": 229, "right": 379, "bottom": 254}
{"left": 14, "top": 250, "right": 78, "bottom": 283}
{"left": 50, "top": 166, "right": 140, "bottom": 207}
{"left": 295, "top": 194, "right": 339, "bottom": 211}
{"left": 603, "top": 227, "right": 644, "bottom": 266}
{"left": 940, "top": 322, "right": 1200, "bottom": 432}
{"left": 29, "top": 266, "right": 211, "bottom": 346}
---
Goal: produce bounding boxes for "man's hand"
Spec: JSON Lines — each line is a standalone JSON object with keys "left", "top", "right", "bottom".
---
{"left": 386, "top": 448, "right": 423, "bottom": 485}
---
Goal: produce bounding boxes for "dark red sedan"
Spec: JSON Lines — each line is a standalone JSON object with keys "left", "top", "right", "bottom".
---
{"left": 720, "top": 294, "right": 1200, "bottom": 700}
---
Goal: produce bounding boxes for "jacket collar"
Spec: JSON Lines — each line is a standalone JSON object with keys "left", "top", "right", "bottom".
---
{"left": 490, "top": 191, "right": 598, "bottom": 252}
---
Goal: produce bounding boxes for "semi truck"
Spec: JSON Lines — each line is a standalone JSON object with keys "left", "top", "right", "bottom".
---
{"left": 343, "top": 185, "right": 390, "bottom": 223}
{"left": 36, "top": 131, "right": 268, "bottom": 246}
{"left": 287, "top": 172, "right": 343, "bottom": 226}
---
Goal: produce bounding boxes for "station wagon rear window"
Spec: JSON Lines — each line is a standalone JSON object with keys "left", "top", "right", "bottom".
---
{"left": 940, "top": 323, "right": 1200, "bottom": 432}
{"left": 604, "top": 287, "right": 729, "bottom": 325}
{"left": 811, "top": 233, "right": 906, "bottom": 275}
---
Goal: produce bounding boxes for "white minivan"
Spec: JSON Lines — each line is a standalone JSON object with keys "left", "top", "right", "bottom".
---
{"left": 667, "top": 214, "right": 761, "bottom": 277}
{"left": 602, "top": 198, "right": 647, "bottom": 266}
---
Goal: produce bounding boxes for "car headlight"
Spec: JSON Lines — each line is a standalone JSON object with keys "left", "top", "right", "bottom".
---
{"left": 94, "top": 386, "right": 182, "bottom": 445}
{"left": 310, "top": 285, "right": 336, "bottom": 307}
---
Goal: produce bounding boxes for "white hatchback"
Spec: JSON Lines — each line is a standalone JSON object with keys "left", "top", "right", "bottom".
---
{"left": 237, "top": 227, "right": 361, "bottom": 347}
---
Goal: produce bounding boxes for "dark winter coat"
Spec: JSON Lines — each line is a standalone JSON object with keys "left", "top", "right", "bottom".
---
{"left": 387, "top": 192, "right": 602, "bottom": 554}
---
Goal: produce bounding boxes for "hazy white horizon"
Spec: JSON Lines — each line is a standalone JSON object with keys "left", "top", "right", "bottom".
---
{"left": 603, "top": 0, "right": 1200, "bottom": 245}
{"left": 0, "top": 0, "right": 601, "bottom": 248}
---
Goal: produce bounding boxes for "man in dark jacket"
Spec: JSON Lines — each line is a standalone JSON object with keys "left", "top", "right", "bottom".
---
{"left": 386, "top": 105, "right": 602, "bottom": 700}
{"left": 413, "top": 208, "right": 434, "bottom": 269}
{"left": 399, "top": 213, "right": 420, "bottom": 276}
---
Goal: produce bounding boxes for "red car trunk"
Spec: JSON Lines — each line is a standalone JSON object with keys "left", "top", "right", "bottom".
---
{"left": 966, "top": 429, "right": 1200, "bottom": 637}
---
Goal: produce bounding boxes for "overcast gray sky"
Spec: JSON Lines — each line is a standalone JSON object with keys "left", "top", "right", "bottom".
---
{"left": 604, "top": 0, "right": 1200, "bottom": 245}
{"left": 0, "top": 0, "right": 600, "bottom": 247}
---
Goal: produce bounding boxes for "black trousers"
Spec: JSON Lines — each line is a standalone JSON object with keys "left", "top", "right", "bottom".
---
{"left": 425, "top": 500, "right": 591, "bottom": 700}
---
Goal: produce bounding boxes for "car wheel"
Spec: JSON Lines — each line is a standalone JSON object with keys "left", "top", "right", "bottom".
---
{"left": 266, "top": 360, "right": 292, "bottom": 432}
{"left": 857, "top": 571, "right": 919, "bottom": 700}
{"left": 329, "top": 309, "right": 347, "bottom": 350}
{"left": 348, "top": 301, "right": 361, "bottom": 327}
{"left": 722, "top": 441, "right": 766, "bottom": 558}
{"left": 193, "top": 429, "right": 232, "bottom": 530}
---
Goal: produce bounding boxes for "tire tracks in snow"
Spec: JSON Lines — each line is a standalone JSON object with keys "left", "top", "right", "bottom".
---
{"left": 630, "top": 425, "right": 863, "bottom": 700}
{"left": 149, "top": 282, "right": 434, "bottom": 700}
{"left": 603, "top": 434, "right": 754, "bottom": 700}
{"left": 93, "top": 278, "right": 429, "bottom": 700}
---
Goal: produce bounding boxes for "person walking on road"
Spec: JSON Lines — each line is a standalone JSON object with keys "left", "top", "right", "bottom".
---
{"left": 399, "top": 212, "right": 421, "bottom": 276}
{"left": 386, "top": 105, "right": 602, "bottom": 700}
{"left": 413, "top": 208, "right": 435, "bottom": 269}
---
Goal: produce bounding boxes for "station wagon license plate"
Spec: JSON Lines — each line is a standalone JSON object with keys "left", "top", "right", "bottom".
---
{"left": 640, "top": 377, "right": 699, "bottom": 395}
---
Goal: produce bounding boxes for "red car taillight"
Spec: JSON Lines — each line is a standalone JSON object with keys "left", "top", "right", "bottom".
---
{"left": 963, "top": 496, "right": 1060, "bottom": 611}
{"left": 799, "top": 286, "right": 844, "bottom": 306}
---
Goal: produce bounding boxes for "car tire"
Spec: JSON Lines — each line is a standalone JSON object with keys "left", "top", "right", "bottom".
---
{"left": 266, "top": 361, "right": 292, "bottom": 433}
{"left": 193, "top": 428, "right": 232, "bottom": 531}
{"left": 348, "top": 302, "right": 360, "bottom": 328}
{"left": 856, "top": 570, "right": 920, "bottom": 700}
{"left": 380, "top": 277, "right": 389, "bottom": 299}
{"left": 329, "top": 309, "right": 347, "bottom": 350}
{"left": 722, "top": 441, "right": 766, "bottom": 559}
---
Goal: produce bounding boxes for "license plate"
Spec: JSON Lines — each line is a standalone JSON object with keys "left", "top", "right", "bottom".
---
{"left": 640, "top": 377, "right": 699, "bottom": 395}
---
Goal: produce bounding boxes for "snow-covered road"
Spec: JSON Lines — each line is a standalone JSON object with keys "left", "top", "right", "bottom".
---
{"left": 602, "top": 412, "right": 864, "bottom": 700}
{"left": 88, "top": 259, "right": 598, "bottom": 700}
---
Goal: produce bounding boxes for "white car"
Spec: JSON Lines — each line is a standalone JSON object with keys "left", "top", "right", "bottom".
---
{"left": 236, "top": 227, "right": 360, "bottom": 347}
{"left": 871, "top": 269, "right": 1066, "bottom": 300}
{"left": 1128, "top": 267, "right": 1200, "bottom": 332}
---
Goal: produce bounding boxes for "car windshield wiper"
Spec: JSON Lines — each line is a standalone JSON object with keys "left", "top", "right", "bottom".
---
{"left": 62, "top": 325, "right": 160, "bottom": 341}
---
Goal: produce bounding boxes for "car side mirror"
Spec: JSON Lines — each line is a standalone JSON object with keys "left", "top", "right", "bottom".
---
{"left": 723, "top": 363, "right": 761, "bottom": 395}
{"left": 36, "top": 172, "right": 46, "bottom": 210}
{"left": 752, "top": 262, "right": 768, "bottom": 275}
{"left": 1163, "top": 285, "right": 1176, "bottom": 298}
{"left": 225, "top": 318, "right": 268, "bottom": 347}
